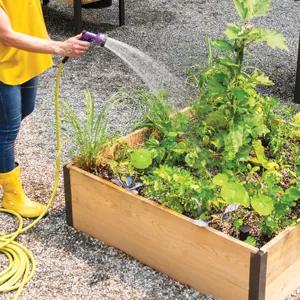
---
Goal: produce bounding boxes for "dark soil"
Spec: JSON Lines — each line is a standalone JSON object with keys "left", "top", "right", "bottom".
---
{"left": 85, "top": 163, "right": 114, "bottom": 181}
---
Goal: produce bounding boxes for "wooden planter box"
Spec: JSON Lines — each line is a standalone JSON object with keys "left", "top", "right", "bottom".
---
{"left": 63, "top": 128, "right": 300, "bottom": 300}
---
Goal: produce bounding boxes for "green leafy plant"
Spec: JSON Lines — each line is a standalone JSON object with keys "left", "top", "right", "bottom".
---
{"left": 142, "top": 165, "right": 216, "bottom": 217}
{"left": 245, "top": 236, "right": 257, "bottom": 247}
{"left": 63, "top": 90, "right": 111, "bottom": 170}
{"left": 138, "top": 0, "right": 298, "bottom": 240}
{"left": 138, "top": 90, "right": 192, "bottom": 166}
{"left": 85, "top": 0, "right": 300, "bottom": 245}
{"left": 291, "top": 112, "right": 300, "bottom": 139}
{"left": 213, "top": 173, "right": 250, "bottom": 207}
{"left": 130, "top": 149, "right": 153, "bottom": 169}
{"left": 138, "top": 90, "right": 175, "bottom": 134}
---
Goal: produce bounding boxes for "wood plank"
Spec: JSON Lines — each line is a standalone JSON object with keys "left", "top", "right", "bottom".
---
{"left": 69, "top": 165, "right": 257, "bottom": 300}
{"left": 249, "top": 250, "right": 268, "bottom": 300}
{"left": 121, "top": 127, "right": 148, "bottom": 147}
{"left": 63, "top": 164, "right": 73, "bottom": 226}
{"left": 265, "top": 258, "right": 300, "bottom": 300}
{"left": 262, "top": 226, "right": 300, "bottom": 300}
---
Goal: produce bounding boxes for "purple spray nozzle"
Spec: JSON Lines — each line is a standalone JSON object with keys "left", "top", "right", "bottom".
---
{"left": 61, "top": 30, "right": 107, "bottom": 64}
{"left": 81, "top": 31, "right": 107, "bottom": 47}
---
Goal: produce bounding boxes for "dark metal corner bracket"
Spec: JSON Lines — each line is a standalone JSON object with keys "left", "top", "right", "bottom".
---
{"left": 249, "top": 250, "right": 268, "bottom": 300}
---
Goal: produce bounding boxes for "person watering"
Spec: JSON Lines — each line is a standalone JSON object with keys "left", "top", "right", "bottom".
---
{"left": 0, "top": 0, "right": 90, "bottom": 218}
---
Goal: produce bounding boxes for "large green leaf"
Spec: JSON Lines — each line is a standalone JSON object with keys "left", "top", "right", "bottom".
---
{"left": 246, "top": 27, "right": 287, "bottom": 50}
{"left": 253, "top": 140, "right": 265, "bottom": 162}
{"left": 130, "top": 149, "right": 153, "bottom": 169}
{"left": 250, "top": 140, "right": 278, "bottom": 170}
{"left": 232, "top": 87, "right": 248, "bottom": 101}
{"left": 212, "top": 173, "right": 229, "bottom": 186}
{"left": 224, "top": 126, "right": 244, "bottom": 160}
{"left": 294, "top": 112, "right": 300, "bottom": 126}
{"left": 231, "top": 126, "right": 244, "bottom": 151}
{"left": 245, "top": 236, "right": 257, "bottom": 247}
{"left": 207, "top": 76, "right": 227, "bottom": 95}
{"left": 225, "top": 23, "right": 241, "bottom": 40}
{"left": 204, "top": 110, "right": 228, "bottom": 128}
{"left": 248, "top": 114, "right": 270, "bottom": 137}
{"left": 250, "top": 70, "right": 274, "bottom": 86}
{"left": 251, "top": 195, "right": 274, "bottom": 216}
{"left": 212, "top": 39, "right": 234, "bottom": 51}
{"left": 233, "top": 0, "right": 249, "bottom": 19}
{"left": 233, "top": 0, "right": 271, "bottom": 20}
{"left": 216, "top": 57, "right": 239, "bottom": 67}
{"left": 260, "top": 29, "right": 288, "bottom": 50}
{"left": 283, "top": 187, "right": 300, "bottom": 203}
{"left": 251, "top": 0, "right": 271, "bottom": 18}
{"left": 221, "top": 182, "right": 250, "bottom": 207}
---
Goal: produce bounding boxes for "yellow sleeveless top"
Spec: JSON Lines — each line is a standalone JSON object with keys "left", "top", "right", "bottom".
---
{"left": 0, "top": 0, "right": 53, "bottom": 85}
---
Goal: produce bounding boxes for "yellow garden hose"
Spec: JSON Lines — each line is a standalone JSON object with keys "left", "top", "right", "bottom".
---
{"left": 0, "top": 62, "right": 64, "bottom": 300}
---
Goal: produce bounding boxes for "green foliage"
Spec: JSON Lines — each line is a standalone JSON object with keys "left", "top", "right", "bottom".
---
{"left": 138, "top": 90, "right": 175, "bottom": 134}
{"left": 291, "top": 112, "right": 300, "bottom": 139}
{"left": 213, "top": 174, "right": 250, "bottom": 207}
{"left": 233, "top": 0, "right": 271, "bottom": 20}
{"left": 130, "top": 0, "right": 298, "bottom": 241}
{"left": 185, "top": 0, "right": 298, "bottom": 238}
{"left": 100, "top": 0, "right": 299, "bottom": 244}
{"left": 251, "top": 195, "right": 274, "bottom": 216}
{"left": 249, "top": 140, "right": 278, "bottom": 170}
{"left": 245, "top": 236, "right": 257, "bottom": 247}
{"left": 130, "top": 149, "right": 153, "bottom": 169}
{"left": 142, "top": 165, "right": 215, "bottom": 216}
{"left": 63, "top": 90, "right": 110, "bottom": 170}
{"left": 221, "top": 182, "right": 250, "bottom": 207}
{"left": 233, "top": 218, "right": 243, "bottom": 231}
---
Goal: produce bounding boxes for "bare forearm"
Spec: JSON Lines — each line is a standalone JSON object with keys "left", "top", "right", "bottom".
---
{"left": 0, "top": 7, "right": 90, "bottom": 58}
{"left": 1, "top": 30, "right": 62, "bottom": 55}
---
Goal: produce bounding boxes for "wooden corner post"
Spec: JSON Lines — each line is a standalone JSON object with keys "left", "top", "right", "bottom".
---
{"left": 249, "top": 250, "right": 268, "bottom": 300}
{"left": 63, "top": 164, "right": 73, "bottom": 227}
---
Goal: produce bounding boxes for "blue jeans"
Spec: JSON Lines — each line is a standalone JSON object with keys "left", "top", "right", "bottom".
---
{"left": 0, "top": 77, "right": 38, "bottom": 173}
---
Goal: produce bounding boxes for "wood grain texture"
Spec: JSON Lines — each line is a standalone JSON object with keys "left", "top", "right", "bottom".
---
{"left": 249, "top": 250, "right": 267, "bottom": 300}
{"left": 69, "top": 165, "right": 257, "bottom": 300}
{"left": 121, "top": 127, "right": 148, "bottom": 147}
{"left": 67, "top": 115, "right": 300, "bottom": 300}
{"left": 262, "top": 226, "right": 300, "bottom": 300}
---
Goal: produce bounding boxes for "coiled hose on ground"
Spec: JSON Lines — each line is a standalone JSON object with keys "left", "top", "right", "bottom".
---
{"left": 0, "top": 63, "right": 64, "bottom": 300}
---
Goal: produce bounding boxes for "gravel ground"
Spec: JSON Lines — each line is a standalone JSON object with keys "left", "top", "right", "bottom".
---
{"left": 1, "top": 0, "right": 300, "bottom": 299}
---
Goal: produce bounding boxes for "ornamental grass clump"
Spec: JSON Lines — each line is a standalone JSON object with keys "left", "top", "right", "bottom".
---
{"left": 63, "top": 90, "right": 110, "bottom": 171}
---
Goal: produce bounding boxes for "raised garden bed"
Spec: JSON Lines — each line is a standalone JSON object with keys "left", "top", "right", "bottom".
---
{"left": 62, "top": 1, "right": 300, "bottom": 299}
{"left": 64, "top": 128, "right": 300, "bottom": 300}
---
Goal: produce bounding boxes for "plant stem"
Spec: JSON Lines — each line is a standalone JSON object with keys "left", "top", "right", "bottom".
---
{"left": 236, "top": 41, "right": 245, "bottom": 71}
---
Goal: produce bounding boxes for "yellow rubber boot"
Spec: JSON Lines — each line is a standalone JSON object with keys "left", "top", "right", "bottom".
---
{"left": 0, "top": 164, "right": 47, "bottom": 218}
